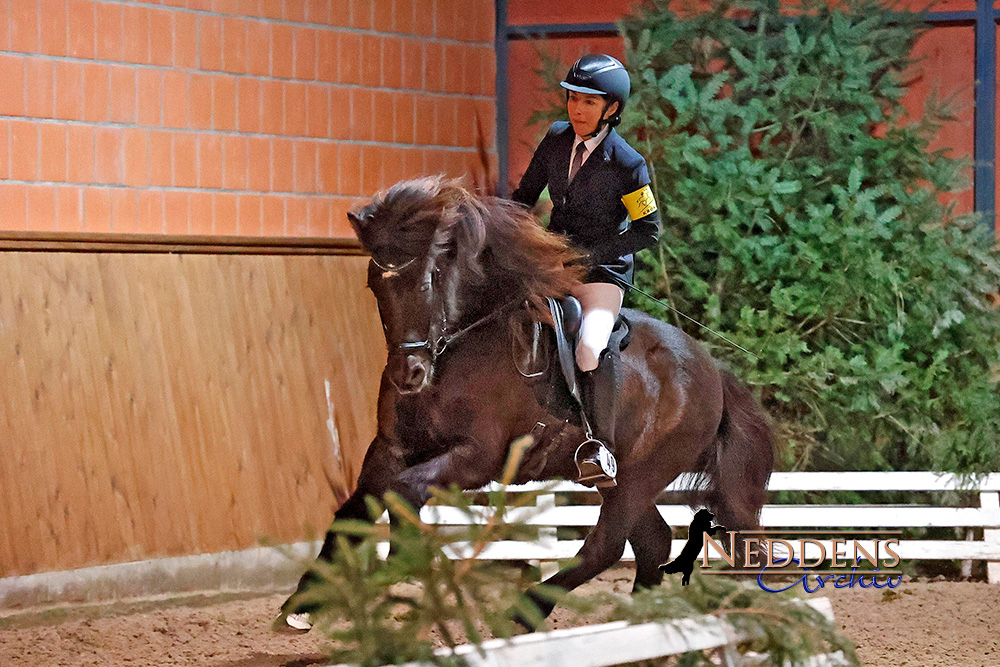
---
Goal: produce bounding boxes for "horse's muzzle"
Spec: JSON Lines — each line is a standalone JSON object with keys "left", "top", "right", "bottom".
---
{"left": 388, "top": 353, "right": 431, "bottom": 394}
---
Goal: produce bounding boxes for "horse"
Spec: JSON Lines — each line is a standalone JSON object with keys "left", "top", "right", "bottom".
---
{"left": 279, "top": 176, "right": 774, "bottom": 629}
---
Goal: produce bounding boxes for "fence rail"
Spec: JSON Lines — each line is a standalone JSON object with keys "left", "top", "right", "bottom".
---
{"left": 3, "top": 471, "right": 997, "bottom": 609}
{"left": 328, "top": 598, "right": 847, "bottom": 667}
{"left": 419, "top": 471, "right": 1000, "bottom": 583}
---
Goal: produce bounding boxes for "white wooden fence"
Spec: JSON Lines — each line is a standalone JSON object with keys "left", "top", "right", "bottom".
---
{"left": 416, "top": 471, "right": 1000, "bottom": 583}
{"left": 329, "top": 597, "right": 848, "bottom": 667}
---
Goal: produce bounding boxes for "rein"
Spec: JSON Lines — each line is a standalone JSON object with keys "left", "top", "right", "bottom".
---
{"left": 438, "top": 298, "right": 520, "bottom": 351}
{"left": 388, "top": 295, "right": 520, "bottom": 360}
{"left": 371, "top": 253, "right": 519, "bottom": 362}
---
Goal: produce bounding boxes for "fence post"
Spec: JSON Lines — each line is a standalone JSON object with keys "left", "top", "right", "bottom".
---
{"left": 982, "top": 491, "right": 1000, "bottom": 584}
{"left": 536, "top": 492, "right": 559, "bottom": 579}
{"left": 376, "top": 510, "right": 390, "bottom": 560}
{"left": 961, "top": 528, "right": 973, "bottom": 579}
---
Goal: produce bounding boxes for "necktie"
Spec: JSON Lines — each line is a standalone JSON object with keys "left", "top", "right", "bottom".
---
{"left": 569, "top": 143, "right": 587, "bottom": 183}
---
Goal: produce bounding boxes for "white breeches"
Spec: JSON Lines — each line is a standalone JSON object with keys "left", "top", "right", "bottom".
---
{"left": 570, "top": 282, "right": 625, "bottom": 372}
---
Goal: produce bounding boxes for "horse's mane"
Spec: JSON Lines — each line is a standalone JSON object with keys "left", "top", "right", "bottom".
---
{"left": 350, "top": 177, "right": 587, "bottom": 319}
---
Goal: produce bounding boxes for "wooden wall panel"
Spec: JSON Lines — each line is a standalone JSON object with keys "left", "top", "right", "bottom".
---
{"left": 0, "top": 252, "right": 384, "bottom": 576}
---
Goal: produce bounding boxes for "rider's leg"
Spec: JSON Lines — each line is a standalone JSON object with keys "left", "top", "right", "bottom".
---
{"left": 569, "top": 282, "right": 624, "bottom": 486}
{"left": 572, "top": 282, "right": 624, "bottom": 372}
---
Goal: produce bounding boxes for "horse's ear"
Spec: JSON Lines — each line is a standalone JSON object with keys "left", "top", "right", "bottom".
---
{"left": 347, "top": 210, "right": 369, "bottom": 236}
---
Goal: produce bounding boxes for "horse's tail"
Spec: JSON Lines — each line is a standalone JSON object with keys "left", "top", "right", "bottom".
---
{"left": 695, "top": 368, "right": 775, "bottom": 533}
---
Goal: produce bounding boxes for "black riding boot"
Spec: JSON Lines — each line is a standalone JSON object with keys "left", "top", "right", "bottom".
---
{"left": 575, "top": 346, "right": 621, "bottom": 488}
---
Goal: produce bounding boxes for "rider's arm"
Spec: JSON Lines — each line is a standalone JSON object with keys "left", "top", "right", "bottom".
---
{"left": 589, "top": 160, "right": 660, "bottom": 263}
{"left": 511, "top": 124, "right": 558, "bottom": 208}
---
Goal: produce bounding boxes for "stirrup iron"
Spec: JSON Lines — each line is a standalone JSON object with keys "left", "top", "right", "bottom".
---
{"left": 574, "top": 438, "right": 618, "bottom": 488}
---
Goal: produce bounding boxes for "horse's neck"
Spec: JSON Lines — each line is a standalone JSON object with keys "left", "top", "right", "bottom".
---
{"left": 458, "top": 279, "right": 519, "bottom": 325}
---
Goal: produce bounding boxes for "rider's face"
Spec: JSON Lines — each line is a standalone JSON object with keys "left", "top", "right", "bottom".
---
{"left": 567, "top": 91, "right": 618, "bottom": 138}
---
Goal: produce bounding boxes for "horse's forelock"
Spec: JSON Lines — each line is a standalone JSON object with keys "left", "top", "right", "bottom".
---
{"left": 350, "top": 177, "right": 456, "bottom": 257}
{"left": 350, "top": 177, "right": 585, "bottom": 320}
{"left": 383, "top": 178, "right": 489, "bottom": 278}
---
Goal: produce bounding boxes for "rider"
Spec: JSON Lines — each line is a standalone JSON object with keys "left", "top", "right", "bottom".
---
{"left": 511, "top": 54, "right": 660, "bottom": 488}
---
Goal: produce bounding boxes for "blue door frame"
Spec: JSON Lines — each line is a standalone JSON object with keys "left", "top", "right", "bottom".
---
{"left": 494, "top": 0, "right": 998, "bottom": 232}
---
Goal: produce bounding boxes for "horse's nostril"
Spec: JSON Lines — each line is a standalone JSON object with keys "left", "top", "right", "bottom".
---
{"left": 405, "top": 355, "right": 427, "bottom": 386}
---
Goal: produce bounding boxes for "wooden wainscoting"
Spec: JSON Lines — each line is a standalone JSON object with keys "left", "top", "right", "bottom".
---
{"left": 0, "top": 237, "right": 384, "bottom": 576}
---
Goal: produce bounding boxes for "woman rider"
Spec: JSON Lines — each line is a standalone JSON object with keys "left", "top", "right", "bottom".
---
{"left": 511, "top": 54, "right": 660, "bottom": 488}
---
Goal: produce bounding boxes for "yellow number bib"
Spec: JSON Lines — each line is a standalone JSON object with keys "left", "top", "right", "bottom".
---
{"left": 621, "top": 185, "right": 658, "bottom": 220}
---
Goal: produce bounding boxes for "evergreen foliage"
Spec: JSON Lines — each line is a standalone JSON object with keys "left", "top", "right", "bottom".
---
{"left": 610, "top": 573, "right": 859, "bottom": 666}
{"left": 290, "top": 437, "right": 552, "bottom": 666}
{"left": 611, "top": 0, "right": 1000, "bottom": 472}
{"left": 295, "top": 440, "right": 860, "bottom": 666}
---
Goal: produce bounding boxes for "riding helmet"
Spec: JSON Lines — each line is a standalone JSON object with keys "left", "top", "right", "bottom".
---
{"left": 560, "top": 54, "right": 631, "bottom": 128}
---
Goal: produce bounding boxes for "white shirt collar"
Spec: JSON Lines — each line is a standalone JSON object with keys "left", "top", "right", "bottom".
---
{"left": 573, "top": 124, "right": 611, "bottom": 156}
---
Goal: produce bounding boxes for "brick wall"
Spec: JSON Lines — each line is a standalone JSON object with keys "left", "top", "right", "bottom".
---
{"left": 0, "top": 0, "right": 496, "bottom": 237}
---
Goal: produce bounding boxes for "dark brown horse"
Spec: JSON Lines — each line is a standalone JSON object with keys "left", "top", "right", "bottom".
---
{"left": 281, "top": 176, "right": 774, "bottom": 628}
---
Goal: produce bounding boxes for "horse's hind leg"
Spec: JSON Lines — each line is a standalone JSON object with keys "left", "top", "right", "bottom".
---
{"left": 628, "top": 505, "right": 672, "bottom": 592}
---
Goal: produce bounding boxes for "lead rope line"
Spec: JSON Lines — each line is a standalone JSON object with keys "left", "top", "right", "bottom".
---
{"left": 625, "top": 283, "right": 761, "bottom": 361}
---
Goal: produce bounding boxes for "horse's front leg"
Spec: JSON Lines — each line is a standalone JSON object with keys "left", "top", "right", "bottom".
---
{"left": 278, "top": 440, "right": 498, "bottom": 628}
{"left": 391, "top": 442, "right": 502, "bottom": 510}
{"left": 514, "top": 487, "right": 634, "bottom": 628}
{"left": 279, "top": 434, "right": 403, "bottom": 623}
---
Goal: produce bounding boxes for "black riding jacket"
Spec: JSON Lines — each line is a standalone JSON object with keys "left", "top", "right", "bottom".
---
{"left": 511, "top": 121, "right": 660, "bottom": 286}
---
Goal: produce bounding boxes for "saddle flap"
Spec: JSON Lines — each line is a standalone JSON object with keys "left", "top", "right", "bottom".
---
{"left": 511, "top": 306, "right": 551, "bottom": 380}
{"left": 546, "top": 296, "right": 580, "bottom": 402}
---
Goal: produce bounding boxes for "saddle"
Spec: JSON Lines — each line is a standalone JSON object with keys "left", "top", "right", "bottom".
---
{"left": 510, "top": 297, "right": 631, "bottom": 481}
{"left": 546, "top": 296, "right": 584, "bottom": 402}
{"left": 513, "top": 296, "right": 631, "bottom": 405}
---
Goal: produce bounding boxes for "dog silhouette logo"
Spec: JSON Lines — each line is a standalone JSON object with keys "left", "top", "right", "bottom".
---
{"left": 659, "top": 509, "right": 727, "bottom": 585}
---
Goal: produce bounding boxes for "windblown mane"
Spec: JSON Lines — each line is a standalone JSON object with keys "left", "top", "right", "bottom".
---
{"left": 350, "top": 177, "right": 587, "bottom": 319}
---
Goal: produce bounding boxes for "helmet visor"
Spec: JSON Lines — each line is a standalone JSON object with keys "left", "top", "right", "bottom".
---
{"left": 560, "top": 81, "right": 608, "bottom": 96}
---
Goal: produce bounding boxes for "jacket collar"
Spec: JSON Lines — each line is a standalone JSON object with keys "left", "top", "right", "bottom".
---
{"left": 572, "top": 124, "right": 611, "bottom": 158}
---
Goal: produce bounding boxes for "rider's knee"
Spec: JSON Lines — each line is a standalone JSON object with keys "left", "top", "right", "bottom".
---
{"left": 576, "top": 344, "right": 600, "bottom": 372}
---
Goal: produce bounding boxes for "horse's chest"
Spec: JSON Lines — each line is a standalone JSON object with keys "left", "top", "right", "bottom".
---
{"left": 393, "top": 391, "right": 478, "bottom": 458}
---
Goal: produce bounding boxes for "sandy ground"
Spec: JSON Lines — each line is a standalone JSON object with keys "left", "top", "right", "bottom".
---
{"left": 1, "top": 566, "right": 998, "bottom": 666}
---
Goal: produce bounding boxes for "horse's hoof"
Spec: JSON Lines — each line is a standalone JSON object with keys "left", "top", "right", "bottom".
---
{"left": 272, "top": 612, "right": 313, "bottom": 633}
{"left": 510, "top": 612, "right": 537, "bottom": 634}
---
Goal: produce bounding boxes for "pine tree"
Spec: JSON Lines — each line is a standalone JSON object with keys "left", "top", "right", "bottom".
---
{"left": 617, "top": 0, "right": 1000, "bottom": 472}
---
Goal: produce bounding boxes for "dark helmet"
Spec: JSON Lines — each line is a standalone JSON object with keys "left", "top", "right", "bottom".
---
{"left": 560, "top": 54, "right": 631, "bottom": 128}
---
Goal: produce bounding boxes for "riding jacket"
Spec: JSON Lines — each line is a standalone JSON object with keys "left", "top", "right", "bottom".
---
{"left": 511, "top": 121, "right": 660, "bottom": 287}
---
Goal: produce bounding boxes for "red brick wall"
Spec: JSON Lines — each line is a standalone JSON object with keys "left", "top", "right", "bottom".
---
{"left": 0, "top": 0, "right": 496, "bottom": 237}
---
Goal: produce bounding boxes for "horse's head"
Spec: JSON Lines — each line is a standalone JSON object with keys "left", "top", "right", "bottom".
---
{"left": 349, "top": 178, "right": 487, "bottom": 394}
{"left": 349, "top": 176, "right": 587, "bottom": 395}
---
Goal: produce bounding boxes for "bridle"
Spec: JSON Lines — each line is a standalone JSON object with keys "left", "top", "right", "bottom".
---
{"left": 371, "top": 254, "right": 450, "bottom": 359}
{"left": 370, "top": 254, "right": 517, "bottom": 365}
